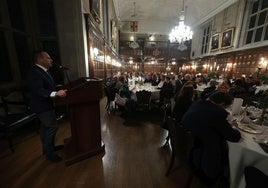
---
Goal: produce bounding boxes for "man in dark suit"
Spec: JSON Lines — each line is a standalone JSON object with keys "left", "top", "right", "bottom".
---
{"left": 160, "top": 76, "right": 174, "bottom": 101}
{"left": 27, "top": 51, "right": 67, "bottom": 162}
{"left": 181, "top": 92, "right": 241, "bottom": 186}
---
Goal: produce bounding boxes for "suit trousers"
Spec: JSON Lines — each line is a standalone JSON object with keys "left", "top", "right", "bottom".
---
{"left": 37, "top": 110, "right": 58, "bottom": 157}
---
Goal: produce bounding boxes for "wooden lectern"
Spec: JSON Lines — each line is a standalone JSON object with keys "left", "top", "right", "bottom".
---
{"left": 56, "top": 77, "right": 105, "bottom": 166}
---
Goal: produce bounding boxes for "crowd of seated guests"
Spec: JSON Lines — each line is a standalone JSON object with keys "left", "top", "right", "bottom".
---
{"left": 144, "top": 73, "right": 158, "bottom": 86}
{"left": 105, "top": 71, "right": 266, "bottom": 120}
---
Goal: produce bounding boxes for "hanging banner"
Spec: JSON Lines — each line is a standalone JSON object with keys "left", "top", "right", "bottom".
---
{"left": 130, "top": 21, "right": 138, "bottom": 32}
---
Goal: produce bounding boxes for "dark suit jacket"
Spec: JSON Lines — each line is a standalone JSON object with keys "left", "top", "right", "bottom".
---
{"left": 160, "top": 82, "right": 174, "bottom": 99}
{"left": 181, "top": 99, "right": 241, "bottom": 179}
{"left": 27, "top": 65, "right": 56, "bottom": 113}
{"left": 172, "top": 95, "right": 193, "bottom": 123}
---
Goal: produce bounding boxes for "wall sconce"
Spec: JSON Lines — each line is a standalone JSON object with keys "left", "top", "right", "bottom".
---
{"left": 259, "top": 57, "right": 268, "bottom": 71}
{"left": 112, "top": 59, "right": 116, "bottom": 66}
{"left": 93, "top": 48, "right": 99, "bottom": 57}
{"left": 166, "top": 66, "right": 171, "bottom": 71}
{"left": 150, "top": 59, "right": 156, "bottom": 64}
{"left": 191, "top": 63, "right": 196, "bottom": 70}
{"left": 171, "top": 58, "right": 176, "bottom": 65}
{"left": 106, "top": 55, "right": 111, "bottom": 64}
{"left": 213, "top": 62, "right": 217, "bottom": 70}
{"left": 149, "top": 35, "right": 154, "bottom": 41}
{"left": 133, "top": 63, "right": 139, "bottom": 70}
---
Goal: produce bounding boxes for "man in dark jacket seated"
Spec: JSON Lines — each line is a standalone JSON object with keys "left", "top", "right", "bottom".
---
{"left": 159, "top": 76, "right": 174, "bottom": 102}
{"left": 200, "top": 79, "right": 217, "bottom": 100}
{"left": 181, "top": 92, "right": 241, "bottom": 187}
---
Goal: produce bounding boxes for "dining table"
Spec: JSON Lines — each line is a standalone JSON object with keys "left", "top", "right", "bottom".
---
{"left": 129, "top": 83, "right": 160, "bottom": 101}
{"left": 228, "top": 123, "right": 268, "bottom": 188}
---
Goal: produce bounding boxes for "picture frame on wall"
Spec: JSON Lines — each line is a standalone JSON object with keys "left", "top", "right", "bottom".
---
{"left": 211, "top": 33, "right": 220, "bottom": 51}
{"left": 221, "top": 28, "right": 234, "bottom": 49}
{"left": 110, "top": 19, "right": 117, "bottom": 49}
{"left": 90, "top": 0, "right": 100, "bottom": 23}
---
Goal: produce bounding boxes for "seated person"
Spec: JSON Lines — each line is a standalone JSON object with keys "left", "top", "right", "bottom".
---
{"left": 172, "top": 83, "right": 195, "bottom": 123}
{"left": 144, "top": 73, "right": 153, "bottom": 84}
{"left": 200, "top": 79, "right": 217, "bottom": 100}
{"left": 217, "top": 81, "right": 230, "bottom": 93}
{"left": 181, "top": 92, "right": 241, "bottom": 185}
{"left": 174, "top": 74, "right": 183, "bottom": 101}
{"left": 228, "top": 78, "right": 247, "bottom": 98}
{"left": 106, "top": 76, "right": 119, "bottom": 99}
{"left": 157, "top": 75, "right": 166, "bottom": 89}
{"left": 159, "top": 76, "right": 174, "bottom": 103}
{"left": 182, "top": 73, "right": 197, "bottom": 89}
{"left": 118, "top": 76, "right": 135, "bottom": 116}
{"left": 151, "top": 73, "right": 158, "bottom": 86}
{"left": 229, "top": 78, "right": 254, "bottom": 105}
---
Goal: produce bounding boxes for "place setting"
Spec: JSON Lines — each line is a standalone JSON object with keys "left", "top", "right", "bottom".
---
{"left": 231, "top": 101, "right": 268, "bottom": 153}
{"left": 228, "top": 98, "right": 264, "bottom": 134}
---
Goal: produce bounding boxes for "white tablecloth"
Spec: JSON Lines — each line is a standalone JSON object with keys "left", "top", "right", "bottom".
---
{"left": 255, "top": 85, "right": 268, "bottom": 94}
{"left": 130, "top": 84, "right": 160, "bottom": 101}
{"left": 228, "top": 126, "right": 268, "bottom": 188}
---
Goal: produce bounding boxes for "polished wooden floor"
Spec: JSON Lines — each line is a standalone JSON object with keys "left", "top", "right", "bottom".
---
{"left": 0, "top": 98, "right": 200, "bottom": 188}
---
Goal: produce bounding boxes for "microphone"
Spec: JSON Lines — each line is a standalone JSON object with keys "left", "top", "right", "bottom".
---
{"left": 53, "top": 62, "right": 69, "bottom": 70}
{"left": 58, "top": 65, "right": 69, "bottom": 70}
{"left": 52, "top": 61, "right": 71, "bottom": 87}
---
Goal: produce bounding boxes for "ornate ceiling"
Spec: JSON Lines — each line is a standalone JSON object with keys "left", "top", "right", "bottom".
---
{"left": 112, "top": 0, "right": 239, "bottom": 65}
{"left": 113, "top": 0, "right": 238, "bottom": 35}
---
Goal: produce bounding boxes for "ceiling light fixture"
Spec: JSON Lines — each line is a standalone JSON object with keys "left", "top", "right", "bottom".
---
{"left": 169, "top": 0, "right": 193, "bottom": 46}
{"left": 129, "top": 41, "right": 139, "bottom": 49}
{"left": 129, "top": 35, "right": 139, "bottom": 49}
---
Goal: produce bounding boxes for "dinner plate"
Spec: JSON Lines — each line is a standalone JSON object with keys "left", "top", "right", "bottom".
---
{"left": 253, "top": 135, "right": 268, "bottom": 144}
{"left": 238, "top": 123, "right": 263, "bottom": 134}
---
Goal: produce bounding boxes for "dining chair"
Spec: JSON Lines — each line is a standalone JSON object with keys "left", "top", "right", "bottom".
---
{"left": 135, "top": 90, "right": 151, "bottom": 111}
{"left": 165, "top": 117, "right": 195, "bottom": 188}
{"left": 160, "top": 102, "right": 172, "bottom": 147}
{"left": 244, "top": 166, "right": 268, "bottom": 188}
{"left": 0, "top": 90, "right": 38, "bottom": 152}
{"left": 104, "top": 85, "right": 117, "bottom": 113}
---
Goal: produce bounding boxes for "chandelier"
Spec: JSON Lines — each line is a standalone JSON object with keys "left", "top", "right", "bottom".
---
{"left": 129, "top": 41, "right": 139, "bottom": 49}
{"left": 169, "top": 0, "right": 193, "bottom": 44}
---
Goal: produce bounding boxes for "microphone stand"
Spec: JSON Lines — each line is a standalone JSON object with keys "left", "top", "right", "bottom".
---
{"left": 63, "top": 69, "right": 71, "bottom": 88}
{"left": 54, "top": 62, "right": 71, "bottom": 88}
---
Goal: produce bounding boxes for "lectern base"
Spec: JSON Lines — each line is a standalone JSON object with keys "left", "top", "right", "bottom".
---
{"left": 64, "top": 141, "right": 105, "bottom": 166}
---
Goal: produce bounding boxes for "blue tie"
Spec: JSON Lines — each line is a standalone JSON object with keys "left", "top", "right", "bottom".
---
{"left": 46, "top": 71, "right": 54, "bottom": 81}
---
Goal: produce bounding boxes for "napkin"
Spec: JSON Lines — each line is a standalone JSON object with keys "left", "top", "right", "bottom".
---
{"left": 232, "top": 98, "right": 243, "bottom": 116}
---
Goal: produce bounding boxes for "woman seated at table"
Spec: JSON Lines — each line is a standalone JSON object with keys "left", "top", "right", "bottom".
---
{"left": 157, "top": 75, "right": 166, "bottom": 89}
{"left": 181, "top": 92, "right": 241, "bottom": 186}
{"left": 118, "top": 76, "right": 135, "bottom": 116}
{"left": 172, "top": 82, "right": 195, "bottom": 123}
{"left": 217, "top": 81, "right": 230, "bottom": 93}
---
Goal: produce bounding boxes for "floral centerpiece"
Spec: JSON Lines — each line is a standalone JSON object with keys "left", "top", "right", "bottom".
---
{"left": 135, "top": 76, "right": 144, "bottom": 86}
{"left": 257, "top": 89, "right": 268, "bottom": 125}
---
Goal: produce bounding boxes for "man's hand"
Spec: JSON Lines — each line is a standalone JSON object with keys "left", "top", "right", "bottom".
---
{"left": 231, "top": 119, "right": 238, "bottom": 128}
{"left": 56, "top": 90, "right": 67, "bottom": 97}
